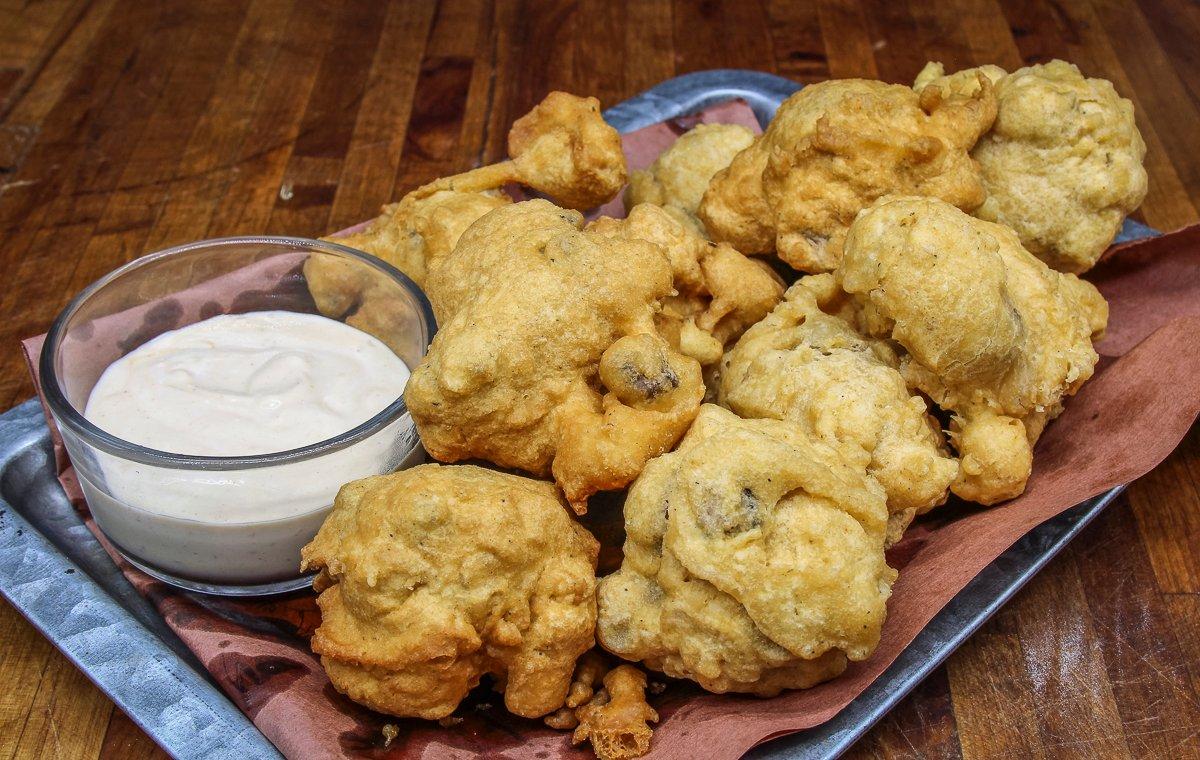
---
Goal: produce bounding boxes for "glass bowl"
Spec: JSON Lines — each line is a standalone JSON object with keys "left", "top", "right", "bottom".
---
{"left": 40, "top": 237, "right": 435, "bottom": 596}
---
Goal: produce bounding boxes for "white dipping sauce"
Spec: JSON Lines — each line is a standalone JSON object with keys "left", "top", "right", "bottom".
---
{"left": 79, "top": 311, "right": 417, "bottom": 585}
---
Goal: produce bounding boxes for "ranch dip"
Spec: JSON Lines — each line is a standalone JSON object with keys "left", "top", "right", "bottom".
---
{"left": 78, "top": 311, "right": 417, "bottom": 585}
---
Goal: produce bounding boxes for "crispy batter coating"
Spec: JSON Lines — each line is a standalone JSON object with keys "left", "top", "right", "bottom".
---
{"left": 319, "top": 190, "right": 510, "bottom": 294}
{"left": 571, "top": 666, "right": 659, "bottom": 760}
{"left": 304, "top": 191, "right": 508, "bottom": 356}
{"left": 412, "top": 92, "right": 627, "bottom": 211}
{"left": 307, "top": 91, "right": 626, "bottom": 318}
{"left": 625, "top": 123, "right": 757, "bottom": 232}
{"left": 596, "top": 404, "right": 895, "bottom": 695}
{"left": 406, "top": 200, "right": 704, "bottom": 511}
{"left": 839, "top": 196, "right": 1108, "bottom": 504}
{"left": 566, "top": 650, "right": 611, "bottom": 709}
{"left": 588, "top": 204, "right": 784, "bottom": 366}
{"left": 544, "top": 707, "right": 580, "bottom": 730}
{"left": 914, "top": 61, "right": 1006, "bottom": 98}
{"left": 967, "top": 60, "right": 1146, "bottom": 273}
{"left": 542, "top": 650, "right": 617, "bottom": 730}
{"left": 698, "top": 78, "right": 996, "bottom": 272}
{"left": 506, "top": 91, "right": 628, "bottom": 210}
{"left": 300, "top": 464, "right": 599, "bottom": 720}
{"left": 718, "top": 275, "right": 958, "bottom": 539}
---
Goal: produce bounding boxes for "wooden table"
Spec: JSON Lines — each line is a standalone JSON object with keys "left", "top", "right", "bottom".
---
{"left": 2, "top": 1, "right": 1198, "bottom": 758}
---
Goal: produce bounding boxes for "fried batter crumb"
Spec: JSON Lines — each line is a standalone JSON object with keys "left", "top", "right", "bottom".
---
{"left": 567, "top": 650, "right": 611, "bottom": 709}
{"left": 543, "top": 707, "right": 579, "bottom": 730}
{"left": 381, "top": 724, "right": 399, "bottom": 748}
{"left": 571, "top": 666, "right": 659, "bottom": 760}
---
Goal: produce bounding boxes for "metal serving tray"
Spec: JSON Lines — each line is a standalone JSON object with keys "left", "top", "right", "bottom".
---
{"left": 0, "top": 70, "right": 1154, "bottom": 760}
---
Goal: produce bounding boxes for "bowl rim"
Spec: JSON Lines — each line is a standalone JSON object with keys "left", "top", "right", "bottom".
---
{"left": 40, "top": 235, "right": 435, "bottom": 470}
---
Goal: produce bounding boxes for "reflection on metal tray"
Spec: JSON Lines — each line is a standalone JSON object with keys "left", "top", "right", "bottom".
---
{"left": 0, "top": 69, "right": 1151, "bottom": 760}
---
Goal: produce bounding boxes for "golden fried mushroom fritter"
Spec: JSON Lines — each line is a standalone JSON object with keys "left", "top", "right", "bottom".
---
{"left": 303, "top": 190, "right": 509, "bottom": 352}
{"left": 319, "top": 190, "right": 510, "bottom": 293}
{"left": 408, "top": 92, "right": 626, "bottom": 211}
{"left": 597, "top": 404, "right": 894, "bottom": 695}
{"left": 306, "top": 91, "right": 626, "bottom": 320}
{"left": 698, "top": 78, "right": 996, "bottom": 272}
{"left": 839, "top": 196, "right": 1108, "bottom": 504}
{"left": 969, "top": 60, "right": 1147, "bottom": 273}
{"left": 625, "top": 123, "right": 757, "bottom": 232}
{"left": 588, "top": 204, "right": 784, "bottom": 366}
{"left": 719, "top": 275, "right": 957, "bottom": 541}
{"left": 565, "top": 650, "right": 611, "bottom": 710}
{"left": 300, "top": 464, "right": 599, "bottom": 720}
{"left": 406, "top": 200, "right": 704, "bottom": 511}
{"left": 914, "top": 61, "right": 1006, "bottom": 98}
{"left": 506, "top": 91, "right": 628, "bottom": 210}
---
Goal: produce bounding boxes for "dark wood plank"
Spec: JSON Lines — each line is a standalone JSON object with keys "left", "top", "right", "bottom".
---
{"left": 206, "top": 0, "right": 336, "bottom": 237}
{"left": 842, "top": 667, "right": 962, "bottom": 760}
{"left": 142, "top": 0, "right": 300, "bottom": 251}
{"left": 264, "top": 0, "right": 390, "bottom": 238}
{"left": 326, "top": 1, "right": 438, "bottom": 231}
{"left": 945, "top": 610, "right": 1048, "bottom": 758}
{"left": 623, "top": 0, "right": 674, "bottom": 93}
{"left": 1012, "top": 547, "right": 1131, "bottom": 758}
{"left": 816, "top": 0, "right": 880, "bottom": 80}
{"left": 766, "top": 1, "right": 830, "bottom": 84}
{"left": 672, "top": 0, "right": 777, "bottom": 74}
{"left": 97, "top": 710, "right": 171, "bottom": 760}
{"left": 1074, "top": 499, "right": 1200, "bottom": 758}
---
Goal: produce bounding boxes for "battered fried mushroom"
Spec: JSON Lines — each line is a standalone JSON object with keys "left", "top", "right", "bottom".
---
{"left": 405, "top": 200, "right": 704, "bottom": 511}
{"left": 914, "top": 61, "right": 1006, "bottom": 98}
{"left": 302, "top": 190, "right": 509, "bottom": 357}
{"left": 698, "top": 78, "right": 996, "bottom": 272}
{"left": 415, "top": 91, "right": 626, "bottom": 211}
{"left": 306, "top": 92, "right": 626, "bottom": 319}
{"left": 506, "top": 91, "right": 628, "bottom": 210}
{"left": 625, "top": 123, "right": 757, "bottom": 232}
{"left": 719, "top": 275, "right": 958, "bottom": 540}
{"left": 300, "top": 464, "right": 599, "bottom": 720}
{"left": 571, "top": 666, "right": 659, "bottom": 760}
{"left": 839, "top": 196, "right": 1108, "bottom": 504}
{"left": 588, "top": 204, "right": 784, "bottom": 366}
{"left": 319, "top": 190, "right": 510, "bottom": 294}
{"left": 597, "top": 404, "right": 894, "bottom": 695}
{"left": 967, "top": 60, "right": 1146, "bottom": 273}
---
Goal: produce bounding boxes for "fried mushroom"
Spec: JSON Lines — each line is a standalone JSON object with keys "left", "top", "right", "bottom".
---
{"left": 306, "top": 91, "right": 627, "bottom": 320}
{"left": 914, "top": 61, "right": 1007, "bottom": 98}
{"left": 405, "top": 200, "right": 704, "bottom": 512}
{"left": 973, "top": 60, "right": 1146, "bottom": 273}
{"left": 698, "top": 78, "right": 997, "bottom": 272}
{"left": 596, "top": 404, "right": 895, "bottom": 695}
{"left": 719, "top": 274, "right": 958, "bottom": 541}
{"left": 838, "top": 195, "right": 1108, "bottom": 504}
{"left": 625, "top": 122, "right": 757, "bottom": 233}
{"left": 407, "top": 91, "right": 626, "bottom": 212}
{"left": 318, "top": 190, "right": 510, "bottom": 296}
{"left": 588, "top": 204, "right": 784, "bottom": 367}
{"left": 300, "top": 464, "right": 599, "bottom": 720}
{"left": 571, "top": 666, "right": 659, "bottom": 760}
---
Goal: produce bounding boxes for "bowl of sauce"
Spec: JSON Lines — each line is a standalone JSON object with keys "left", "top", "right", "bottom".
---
{"left": 40, "top": 237, "right": 434, "bottom": 596}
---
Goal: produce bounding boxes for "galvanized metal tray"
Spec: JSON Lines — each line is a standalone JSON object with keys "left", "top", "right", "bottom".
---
{"left": 0, "top": 70, "right": 1154, "bottom": 760}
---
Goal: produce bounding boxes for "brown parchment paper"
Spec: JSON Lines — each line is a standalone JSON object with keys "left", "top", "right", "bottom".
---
{"left": 19, "top": 99, "right": 1200, "bottom": 759}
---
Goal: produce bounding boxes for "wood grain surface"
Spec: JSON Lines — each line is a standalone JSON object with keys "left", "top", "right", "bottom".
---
{"left": 2, "top": 1, "right": 1198, "bottom": 758}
